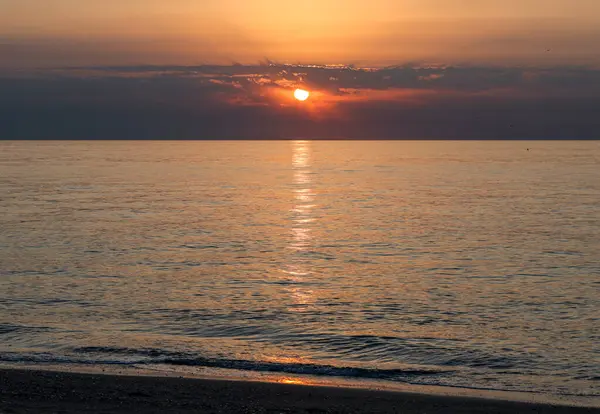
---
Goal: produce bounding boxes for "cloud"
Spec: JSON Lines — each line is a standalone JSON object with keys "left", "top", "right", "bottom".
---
{"left": 1, "top": 63, "right": 599, "bottom": 139}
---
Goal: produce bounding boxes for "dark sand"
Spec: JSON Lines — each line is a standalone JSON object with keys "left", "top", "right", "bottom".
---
{"left": 1, "top": 368, "right": 598, "bottom": 414}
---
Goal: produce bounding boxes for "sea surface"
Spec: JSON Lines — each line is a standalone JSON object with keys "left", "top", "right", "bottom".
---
{"left": 0, "top": 141, "right": 599, "bottom": 398}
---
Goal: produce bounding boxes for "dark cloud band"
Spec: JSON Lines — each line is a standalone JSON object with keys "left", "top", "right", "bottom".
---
{"left": 1, "top": 64, "right": 599, "bottom": 139}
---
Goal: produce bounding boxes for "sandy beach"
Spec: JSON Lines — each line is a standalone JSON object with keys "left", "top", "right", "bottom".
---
{"left": 1, "top": 368, "right": 598, "bottom": 414}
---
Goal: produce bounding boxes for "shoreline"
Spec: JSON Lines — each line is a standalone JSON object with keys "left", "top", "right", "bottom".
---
{"left": 1, "top": 365, "right": 599, "bottom": 413}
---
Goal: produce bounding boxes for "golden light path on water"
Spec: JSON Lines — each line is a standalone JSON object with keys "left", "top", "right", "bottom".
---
{"left": 284, "top": 140, "right": 316, "bottom": 310}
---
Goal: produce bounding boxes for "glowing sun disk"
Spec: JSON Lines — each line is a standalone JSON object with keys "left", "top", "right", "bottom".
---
{"left": 294, "top": 89, "right": 310, "bottom": 101}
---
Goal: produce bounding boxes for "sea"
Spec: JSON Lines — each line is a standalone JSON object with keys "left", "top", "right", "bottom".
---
{"left": 0, "top": 141, "right": 598, "bottom": 399}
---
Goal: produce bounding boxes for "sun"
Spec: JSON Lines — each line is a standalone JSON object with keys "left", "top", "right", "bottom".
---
{"left": 294, "top": 88, "right": 310, "bottom": 101}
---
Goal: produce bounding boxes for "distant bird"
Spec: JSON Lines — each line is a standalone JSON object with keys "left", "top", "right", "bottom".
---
{"left": 527, "top": 148, "right": 530, "bottom": 151}
{"left": 546, "top": 49, "right": 551, "bottom": 52}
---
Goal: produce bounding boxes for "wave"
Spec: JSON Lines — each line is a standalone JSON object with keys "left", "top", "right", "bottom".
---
{"left": 0, "top": 347, "right": 450, "bottom": 382}
{"left": 75, "top": 346, "right": 452, "bottom": 380}
{"left": 1, "top": 348, "right": 598, "bottom": 397}
{"left": 0, "top": 323, "right": 54, "bottom": 335}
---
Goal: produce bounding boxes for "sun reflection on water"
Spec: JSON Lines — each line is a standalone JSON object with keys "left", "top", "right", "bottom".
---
{"left": 288, "top": 140, "right": 315, "bottom": 260}
{"left": 279, "top": 377, "right": 310, "bottom": 385}
{"left": 284, "top": 140, "right": 315, "bottom": 309}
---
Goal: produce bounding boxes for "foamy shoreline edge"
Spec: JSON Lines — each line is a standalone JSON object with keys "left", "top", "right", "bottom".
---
{"left": 1, "top": 363, "right": 598, "bottom": 411}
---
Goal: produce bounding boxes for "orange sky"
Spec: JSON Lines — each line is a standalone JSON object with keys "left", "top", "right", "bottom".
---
{"left": 1, "top": 0, "right": 600, "bottom": 67}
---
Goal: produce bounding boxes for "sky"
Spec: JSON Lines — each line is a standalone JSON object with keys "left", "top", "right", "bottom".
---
{"left": 2, "top": 0, "right": 600, "bottom": 67}
{"left": 1, "top": 0, "right": 599, "bottom": 139}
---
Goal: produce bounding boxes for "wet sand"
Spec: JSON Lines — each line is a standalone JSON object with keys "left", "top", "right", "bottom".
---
{"left": 1, "top": 368, "right": 599, "bottom": 413}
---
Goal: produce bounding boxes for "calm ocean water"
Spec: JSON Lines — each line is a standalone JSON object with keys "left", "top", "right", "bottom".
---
{"left": 0, "top": 141, "right": 599, "bottom": 397}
